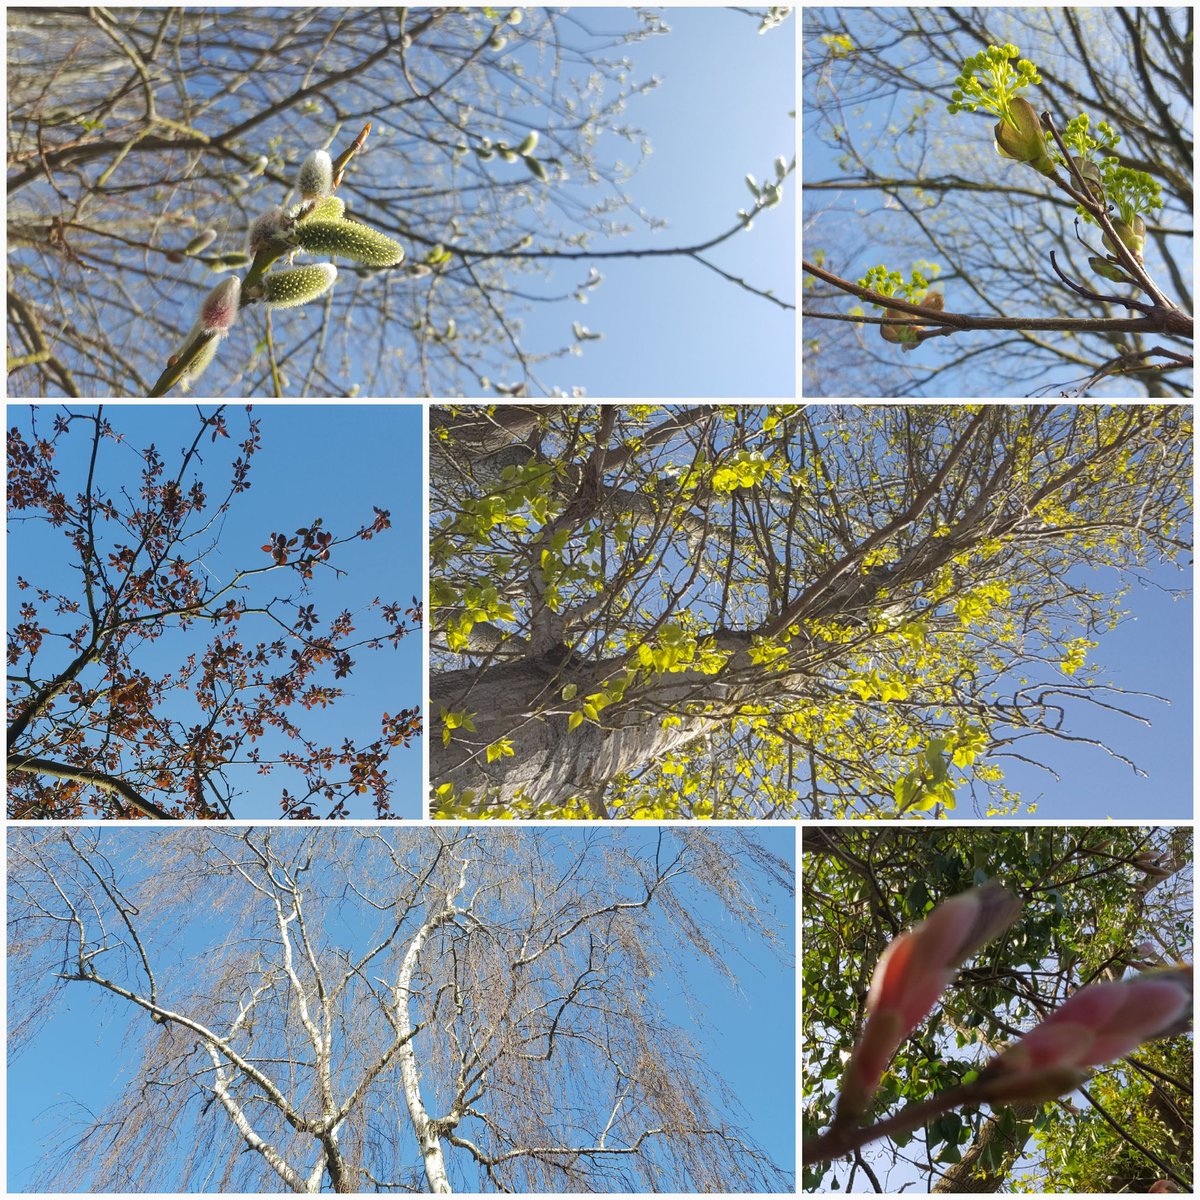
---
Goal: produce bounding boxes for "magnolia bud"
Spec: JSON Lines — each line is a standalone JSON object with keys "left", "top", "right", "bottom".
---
{"left": 293, "top": 219, "right": 405, "bottom": 267}
{"left": 1089, "top": 256, "right": 1134, "bottom": 286}
{"left": 199, "top": 276, "right": 241, "bottom": 334}
{"left": 297, "top": 149, "right": 334, "bottom": 200}
{"left": 248, "top": 206, "right": 293, "bottom": 256}
{"left": 185, "top": 229, "right": 217, "bottom": 256}
{"left": 263, "top": 263, "right": 338, "bottom": 308}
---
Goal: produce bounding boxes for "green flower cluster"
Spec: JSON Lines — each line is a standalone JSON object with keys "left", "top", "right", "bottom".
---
{"left": 948, "top": 44, "right": 1056, "bottom": 176}
{"left": 857, "top": 265, "right": 944, "bottom": 351}
{"left": 857, "top": 264, "right": 930, "bottom": 303}
{"left": 948, "top": 44, "right": 1041, "bottom": 122}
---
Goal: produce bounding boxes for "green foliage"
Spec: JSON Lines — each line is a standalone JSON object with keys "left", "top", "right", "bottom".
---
{"left": 432, "top": 405, "right": 1191, "bottom": 819}
{"left": 803, "top": 827, "right": 1193, "bottom": 1193}
{"left": 1015, "top": 1035, "right": 1192, "bottom": 1192}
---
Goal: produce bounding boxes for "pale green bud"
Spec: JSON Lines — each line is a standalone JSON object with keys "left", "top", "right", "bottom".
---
{"left": 524, "top": 156, "right": 549, "bottom": 183}
{"left": 248, "top": 155, "right": 269, "bottom": 177}
{"left": 294, "top": 219, "right": 405, "bottom": 267}
{"left": 210, "top": 252, "right": 253, "bottom": 270}
{"left": 516, "top": 130, "right": 539, "bottom": 156}
{"left": 994, "top": 97, "right": 1056, "bottom": 176}
{"left": 498, "top": 145, "right": 520, "bottom": 163}
{"left": 263, "top": 263, "right": 339, "bottom": 308}
{"left": 1103, "top": 216, "right": 1145, "bottom": 263}
{"left": 185, "top": 229, "right": 217, "bottom": 256}
{"left": 1089, "top": 256, "right": 1136, "bottom": 286}
{"left": 180, "top": 333, "right": 220, "bottom": 392}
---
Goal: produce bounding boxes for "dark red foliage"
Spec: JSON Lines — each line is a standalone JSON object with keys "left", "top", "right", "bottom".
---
{"left": 7, "top": 406, "right": 422, "bottom": 820}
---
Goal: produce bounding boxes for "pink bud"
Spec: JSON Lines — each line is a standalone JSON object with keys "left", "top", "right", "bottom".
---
{"left": 836, "top": 883, "right": 1020, "bottom": 1123}
{"left": 989, "top": 975, "right": 1191, "bottom": 1079}
{"left": 199, "top": 276, "right": 240, "bottom": 335}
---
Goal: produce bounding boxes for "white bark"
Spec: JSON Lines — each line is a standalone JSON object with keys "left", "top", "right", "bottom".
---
{"left": 394, "top": 857, "right": 470, "bottom": 1193}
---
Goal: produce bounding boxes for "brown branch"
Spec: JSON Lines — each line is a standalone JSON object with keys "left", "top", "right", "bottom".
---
{"left": 802, "top": 259, "right": 1193, "bottom": 339}
{"left": 8, "top": 755, "right": 172, "bottom": 819}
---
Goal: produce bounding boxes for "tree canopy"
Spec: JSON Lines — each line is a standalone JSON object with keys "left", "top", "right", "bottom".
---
{"left": 802, "top": 826, "right": 1193, "bottom": 1193}
{"left": 7, "top": 404, "right": 422, "bottom": 819}
{"left": 8, "top": 825, "right": 795, "bottom": 1194}
{"left": 7, "top": 6, "right": 795, "bottom": 398}
{"left": 429, "top": 403, "right": 1191, "bottom": 820}
{"left": 802, "top": 6, "right": 1193, "bottom": 397}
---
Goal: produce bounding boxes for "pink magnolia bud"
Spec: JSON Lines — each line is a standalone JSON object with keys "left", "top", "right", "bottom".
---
{"left": 199, "top": 276, "right": 240, "bottom": 335}
{"left": 986, "top": 974, "right": 1191, "bottom": 1084}
{"left": 836, "top": 882, "right": 1020, "bottom": 1124}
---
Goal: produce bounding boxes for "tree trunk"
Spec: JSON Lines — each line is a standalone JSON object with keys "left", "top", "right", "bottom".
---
{"left": 430, "top": 649, "right": 746, "bottom": 810}
{"left": 932, "top": 1103, "right": 1037, "bottom": 1192}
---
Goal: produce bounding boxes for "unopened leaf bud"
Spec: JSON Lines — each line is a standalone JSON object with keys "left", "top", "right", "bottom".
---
{"left": 294, "top": 219, "right": 405, "bottom": 267}
{"left": 263, "top": 263, "right": 339, "bottom": 308}
{"left": 1089, "top": 256, "right": 1135, "bottom": 286}
{"left": 248, "top": 155, "right": 269, "bottom": 177}
{"left": 297, "top": 149, "right": 334, "bottom": 200}
{"left": 210, "top": 252, "right": 253, "bottom": 271}
{"left": 994, "top": 97, "right": 1056, "bottom": 176}
{"left": 517, "top": 130, "right": 539, "bottom": 156}
{"left": 185, "top": 229, "right": 218, "bottom": 256}
{"left": 1103, "top": 216, "right": 1146, "bottom": 263}
{"left": 524, "top": 155, "right": 549, "bottom": 183}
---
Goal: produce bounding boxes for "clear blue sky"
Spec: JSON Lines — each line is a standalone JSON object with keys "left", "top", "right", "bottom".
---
{"left": 6, "top": 404, "right": 424, "bottom": 818}
{"left": 6, "top": 826, "right": 796, "bottom": 1191}
{"left": 517, "top": 7, "right": 798, "bottom": 397}
{"left": 991, "top": 561, "right": 1193, "bottom": 819}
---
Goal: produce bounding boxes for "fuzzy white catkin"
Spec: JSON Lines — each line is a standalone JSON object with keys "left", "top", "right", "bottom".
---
{"left": 248, "top": 206, "right": 292, "bottom": 255}
{"left": 297, "top": 150, "right": 334, "bottom": 200}
{"left": 199, "top": 276, "right": 241, "bottom": 334}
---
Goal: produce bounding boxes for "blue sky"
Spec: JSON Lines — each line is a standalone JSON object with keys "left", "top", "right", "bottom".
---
{"left": 6, "top": 826, "right": 796, "bottom": 1191}
{"left": 6, "top": 404, "right": 424, "bottom": 819}
{"left": 522, "top": 7, "right": 798, "bottom": 397}
{"left": 992, "top": 562, "right": 1192, "bottom": 819}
